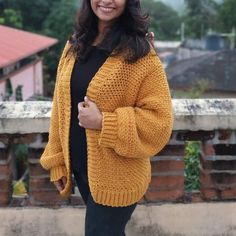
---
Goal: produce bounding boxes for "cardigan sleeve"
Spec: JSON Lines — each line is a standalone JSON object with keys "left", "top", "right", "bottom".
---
{"left": 39, "top": 41, "right": 71, "bottom": 181}
{"left": 98, "top": 57, "right": 174, "bottom": 159}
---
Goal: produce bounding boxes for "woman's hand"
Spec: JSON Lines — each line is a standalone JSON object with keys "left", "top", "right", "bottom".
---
{"left": 53, "top": 176, "right": 67, "bottom": 192}
{"left": 146, "top": 32, "right": 155, "bottom": 48}
{"left": 78, "top": 96, "right": 103, "bottom": 130}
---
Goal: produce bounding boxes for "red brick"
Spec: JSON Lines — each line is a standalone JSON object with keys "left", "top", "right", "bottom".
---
{"left": 201, "top": 159, "right": 236, "bottom": 171}
{"left": 220, "top": 175, "right": 236, "bottom": 185}
{"left": 201, "top": 188, "right": 218, "bottom": 200}
{"left": 218, "top": 130, "right": 232, "bottom": 141}
{"left": 158, "top": 145, "right": 186, "bottom": 156}
{"left": 145, "top": 189, "right": 183, "bottom": 201}
{"left": 0, "top": 149, "right": 7, "bottom": 160}
{"left": 29, "top": 163, "right": 48, "bottom": 176}
{"left": 30, "top": 190, "right": 69, "bottom": 205}
{"left": 0, "top": 164, "right": 10, "bottom": 175}
{"left": 11, "top": 134, "right": 37, "bottom": 144}
{"left": 0, "top": 176, "right": 12, "bottom": 191}
{"left": 185, "top": 191, "right": 203, "bottom": 203}
{"left": 221, "top": 188, "right": 236, "bottom": 199}
{"left": 149, "top": 175, "right": 184, "bottom": 190}
{"left": 70, "top": 195, "right": 85, "bottom": 206}
{"left": 0, "top": 192, "right": 12, "bottom": 206}
{"left": 151, "top": 160, "right": 184, "bottom": 172}
{"left": 200, "top": 159, "right": 212, "bottom": 170}
{"left": 28, "top": 149, "right": 45, "bottom": 160}
{"left": 29, "top": 177, "right": 55, "bottom": 190}
{"left": 177, "top": 131, "right": 215, "bottom": 141}
{"left": 202, "top": 143, "right": 216, "bottom": 156}
{"left": 191, "top": 195, "right": 203, "bottom": 203}
{"left": 0, "top": 134, "right": 10, "bottom": 144}
{"left": 200, "top": 172, "right": 214, "bottom": 187}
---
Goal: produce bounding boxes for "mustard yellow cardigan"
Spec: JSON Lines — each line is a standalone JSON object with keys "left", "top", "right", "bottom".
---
{"left": 39, "top": 41, "right": 174, "bottom": 207}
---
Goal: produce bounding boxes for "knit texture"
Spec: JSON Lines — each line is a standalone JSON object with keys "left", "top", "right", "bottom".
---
{"left": 39, "top": 41, "right": 174, "bottom": 207}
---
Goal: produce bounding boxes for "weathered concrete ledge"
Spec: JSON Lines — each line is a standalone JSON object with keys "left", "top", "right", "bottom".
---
{"left": 0, "top": 202, "right": 235, "bottom": 236}
{"left": 0, "top": 99, "right": 236, "bottom": 134}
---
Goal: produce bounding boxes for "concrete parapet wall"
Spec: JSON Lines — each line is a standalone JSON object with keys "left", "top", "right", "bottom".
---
{"left": 1, "top": 99, "right": 236, "bottom": 133}
{"left": 0, "top": 202, "right": 236, "bottom": 236}
{"left": 0, "top": 99, "right": 236, "bottom": 207}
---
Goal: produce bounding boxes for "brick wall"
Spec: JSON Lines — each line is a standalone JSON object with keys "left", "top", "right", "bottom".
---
{"left": 146, "top": 132, "right": 185, "bottom": 202}
{"left": 0, "top": 136, "right": 12, "bottom": 206}
{"left": 0, "top": 99, "right": 235, "bottom": 207}
{"left": 201, "top": 130, "right": 236, "bottom": 201}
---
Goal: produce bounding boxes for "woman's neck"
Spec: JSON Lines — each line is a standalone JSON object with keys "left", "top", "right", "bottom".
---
{"left": 93, "top": 20, "right": 114, "bottom": 46}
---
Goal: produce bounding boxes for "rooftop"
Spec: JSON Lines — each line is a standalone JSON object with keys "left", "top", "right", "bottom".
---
{"left": 0, "top": 25, "right": 58, "bottom": 68}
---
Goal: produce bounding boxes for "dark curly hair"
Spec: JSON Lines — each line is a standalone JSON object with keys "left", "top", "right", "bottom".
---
{"left": 68, "top": 0, "right": 151, "bottom": 63}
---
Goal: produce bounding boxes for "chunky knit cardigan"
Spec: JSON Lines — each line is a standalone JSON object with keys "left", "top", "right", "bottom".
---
{"left": 39, "top": 41, "right": 174, "bottom": 207}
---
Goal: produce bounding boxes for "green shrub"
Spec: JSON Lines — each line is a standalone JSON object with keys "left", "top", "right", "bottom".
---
{"left": 184, "top": 141, "right": 201, "bottom": 191}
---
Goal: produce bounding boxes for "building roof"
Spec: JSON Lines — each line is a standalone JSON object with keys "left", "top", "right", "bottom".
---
{"left": 167, "top": 50, "right": 236, "bottom": 92}
{"left": 0, "top": 25, "right": 58, "bottom": 68}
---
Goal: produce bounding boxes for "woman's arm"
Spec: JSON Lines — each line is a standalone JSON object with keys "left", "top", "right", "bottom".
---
{"left": 39, "top": 41, "right": 71, "bottom": 181}
{"left": 98, "top": 56, "right": 174, "bottom": 159}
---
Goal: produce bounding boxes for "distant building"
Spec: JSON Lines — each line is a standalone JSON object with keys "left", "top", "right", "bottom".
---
{"left": 155, "top": 41, "right": 181, "bottom": 68}
{"left": 154, "top": 41, "right": 181, "bottom": 53}
{"left": 166, "top": 50, "right": 236, "bottom": 98}
{"left": 178, "top": 33, "right": 230, "bottom": 61}
{"left": 0, "top": 25, "right": 57, "bottom": 101}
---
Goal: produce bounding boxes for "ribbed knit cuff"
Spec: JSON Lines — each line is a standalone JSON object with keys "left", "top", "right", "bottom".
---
{"left": 40, "top": 151, "right": 65, "bottom": 170}
{"left": 50, "top": 165, "right": 67, "bottom": 182}
{"left": 98, "top": 112, "right": 118, "bottom": 148}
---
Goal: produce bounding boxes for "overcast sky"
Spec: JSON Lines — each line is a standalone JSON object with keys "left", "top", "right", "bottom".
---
{"left": 159, "top": 0, "right": 185, "bottom": 12}
{"left": 158, "top": 0, "right": 222, "bottom": 13}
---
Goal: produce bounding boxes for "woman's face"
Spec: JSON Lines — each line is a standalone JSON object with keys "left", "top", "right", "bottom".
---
{"left": 90, "top": 0, "right": 126, "bottom": 25}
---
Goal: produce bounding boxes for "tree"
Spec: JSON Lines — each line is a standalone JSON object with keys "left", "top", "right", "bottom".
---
{"left": 0, "top": 8, "right": 22, "bottom": 28}
{"left": 218, "top": 0, "right": 236, "bottom": 32}
{"left": 184, "top": 0, "right": 219, "bottom": 38}
{"left": 4, "top": 0, "right": 61, "bottom": 32}
{"left": 42, "top": 0, "right": 77, "bottom": 85}
{"left": 1, "top": 0, "right": 78, "bottom": 95}
{"left": 141, "top": 0, "right": 180, "bottom": 40}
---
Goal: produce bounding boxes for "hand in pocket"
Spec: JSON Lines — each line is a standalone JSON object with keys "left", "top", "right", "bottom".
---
{"left": 53, "top": 176, "right": 67, "bottom": 192}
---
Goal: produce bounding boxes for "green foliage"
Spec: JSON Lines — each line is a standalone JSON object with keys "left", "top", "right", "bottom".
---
{"left": 184, "top": 0, "right": 220, "bottom": 38}
{"left": 12, "top": 180, "right": 27, "bottom": 195}
{"left": 141, "top": 0, "right": 181, "bottom": 40}
{"left": 1, "top": 0, "right": 235, "bottom": 98}
{"left": 1, "top": 79, "right": 24, "bottom": 101}
{"left": 172, "top": 79, "right": 209, "bottom": 99}
{"left": 4, "top": 78, "right": 13, "bottom": 101}
{"left": 15, "top": 144, "right": 28, "bottom": 162}
{"left": 218, "top": 0, "right": 236, "bottom": 32}
{"left": 15, "top": 85, "right": 23, "bottom": 101}
{"left": 1, "top": 0, "right": 78, "bottom": 95}
{"left": 0, "top": 8, "right": 22, "bottom": 28}
{"left": 184, "top": 141, "right": 201, "bottom": 191}
{"left": 42, "top": 0, "right": 77, "bottom": 78}
{"left": 188, "top": 79, "right": 209, "bottom": 98}
{"left": 4, "top": 0, "right": 61, "bottom": 32}
{"left": 14, "top": 144, "right": 29, "bottom": 192}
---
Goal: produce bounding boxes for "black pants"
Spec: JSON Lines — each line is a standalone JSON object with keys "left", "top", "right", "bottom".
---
{"left": 72, "top": 168, "right": 137, "bottom": 236}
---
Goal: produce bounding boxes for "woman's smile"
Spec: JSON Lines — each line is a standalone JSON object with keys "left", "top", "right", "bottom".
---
{"left": 91, "top": 0, "right": 126, "bottom": 24}
{"left": 98, "top": 5, "right": 115, "bottom": 14}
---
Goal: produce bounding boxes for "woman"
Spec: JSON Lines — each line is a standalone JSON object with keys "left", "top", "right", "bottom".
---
{"left": 39, "top": 0, "right": 173, "bottom": 235}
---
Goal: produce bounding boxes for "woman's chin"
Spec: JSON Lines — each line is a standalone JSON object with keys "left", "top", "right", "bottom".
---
{"left": 98, "top": 15, "right": 115, "bottom": 22}
{"left": 98, "top": 15, "right": 116, "bottom": 23}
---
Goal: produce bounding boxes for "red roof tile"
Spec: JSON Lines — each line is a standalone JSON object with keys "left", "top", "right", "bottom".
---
{"left": 0, "top": 25, "right": 58, "bottom": 68}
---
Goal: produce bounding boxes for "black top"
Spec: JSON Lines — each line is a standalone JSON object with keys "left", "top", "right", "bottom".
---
{"left": 69, "top": 46, "right": 109, "bottom": 173}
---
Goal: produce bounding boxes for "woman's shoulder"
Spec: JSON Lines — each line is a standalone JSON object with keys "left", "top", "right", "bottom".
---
{"left": 134, "top": 46, "right": 163, "bottom": 72}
